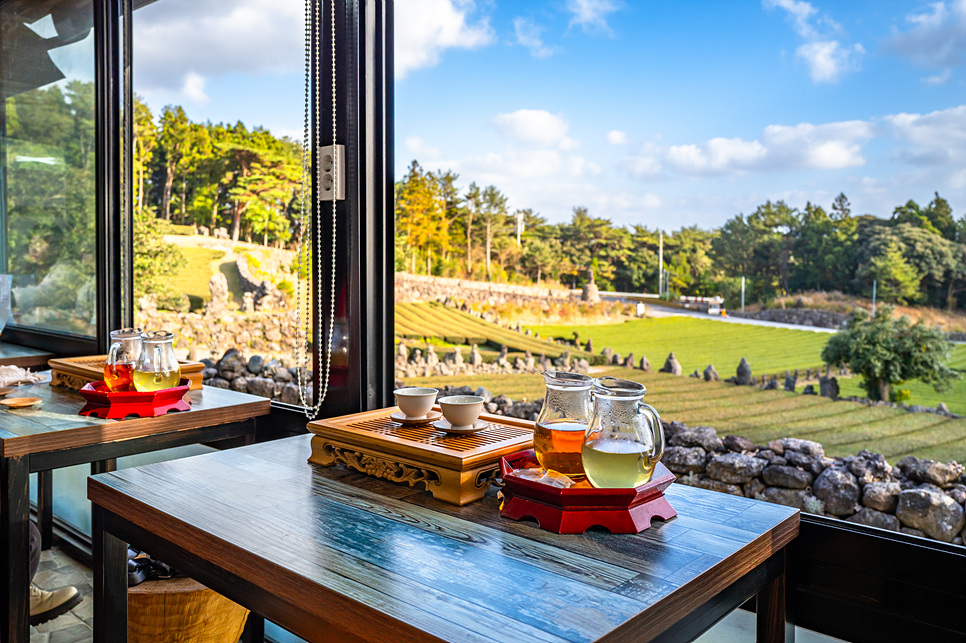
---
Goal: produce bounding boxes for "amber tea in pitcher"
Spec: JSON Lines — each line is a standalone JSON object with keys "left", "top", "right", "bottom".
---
{"left": 104, "top": 328, "right": 143, "bottom": 391}
{"left": 533, "top": 371, "right": 594, "bottom": 477}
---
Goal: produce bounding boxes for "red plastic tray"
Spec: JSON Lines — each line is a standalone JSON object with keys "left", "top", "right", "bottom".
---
{"left": 499, "top": 450, "right": 677, "bottom": 534}
{"left": 78, "top": 379, "right": 192, "bottom": 419}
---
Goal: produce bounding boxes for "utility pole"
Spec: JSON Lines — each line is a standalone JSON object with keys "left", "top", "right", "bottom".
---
{"left": 515, "top": 209, "right": 524, "bottom": 246}
{"left": 658, "top": 230, "right": 663, "bottom": 297}
{"left": 872, "top": 279, "right": 877, "bottom": 316}
{"left": 741, "top": 276, "right": 745, "bottom": 313}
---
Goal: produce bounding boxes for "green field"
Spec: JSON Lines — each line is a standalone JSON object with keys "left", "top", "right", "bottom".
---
{"left": 169, "top": 247, "right": 226, "bottom": 310}
{"left": 403, "top": 368, "right": 966, "bottom": 464}
{"left": 396, "top": 302, "right": 601, "bottom": 363}
{"left": 529, "top": 317, "right": 830, "bottom": 376}
{"left": 529, "top": 316, "right": 966, "bottom": 414}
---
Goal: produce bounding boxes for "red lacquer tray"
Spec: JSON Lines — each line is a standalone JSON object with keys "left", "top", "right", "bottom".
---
{"left": 499, "top": 450, "right": 677, "bottom": 534}
{"left": 78, "top": 379, "right": 192, "bottom": 419}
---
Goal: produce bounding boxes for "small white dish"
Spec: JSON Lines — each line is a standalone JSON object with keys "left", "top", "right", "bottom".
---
{"left": 432, "top": 418, "right": 489, "bottom": 435}
{"left": 390, "top": 409, "right": 442, "bottom": 426}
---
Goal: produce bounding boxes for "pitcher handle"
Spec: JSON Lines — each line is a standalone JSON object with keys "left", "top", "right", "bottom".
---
{"left": 106, "top": 341, "right": 121, "bottom": 376}
{"left": 154, "top": 346, "right": 164, "bottom": 376}
{"left": 638, "top": 402, "right": 664, "bottom": 463}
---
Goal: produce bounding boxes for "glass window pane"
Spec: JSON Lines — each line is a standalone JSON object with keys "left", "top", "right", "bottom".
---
{"left": 0, "top": 1, "right": 97, "bottom": 337}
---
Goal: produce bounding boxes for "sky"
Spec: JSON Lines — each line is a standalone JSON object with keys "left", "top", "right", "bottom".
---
{"left": 129, "top": 0, "right": 966, "bottom": 229}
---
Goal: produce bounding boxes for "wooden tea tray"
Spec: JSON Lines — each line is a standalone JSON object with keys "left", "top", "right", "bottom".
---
{"left": 307, "top": 406, "right": 534, "bottom": 505}
{"left": 49, "top": 355, "right": 204, "bottom": 390}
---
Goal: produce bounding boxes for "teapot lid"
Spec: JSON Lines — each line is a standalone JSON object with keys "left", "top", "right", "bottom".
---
{"left": 541, "top": 370, "right": 593, "bottom": 389}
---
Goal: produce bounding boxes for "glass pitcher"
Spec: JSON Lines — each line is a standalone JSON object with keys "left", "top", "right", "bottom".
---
{"left": 582, "top": 376, "right": 664, "bottom": 488}
{"left": 133, "top": 330, "right": 182, "bottom": 392}
{"left": 104, "top": 327, "right": 143, "bottom": 391}
{"left": 534, "top": 370, "right": 594, "bottom": 476}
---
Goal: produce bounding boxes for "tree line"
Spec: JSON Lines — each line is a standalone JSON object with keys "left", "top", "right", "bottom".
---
{"left": 133, "top": 97, "right": 301, "bottom": 247}
{"left": 396, "top": 160, "right": 966, "bottom": 310}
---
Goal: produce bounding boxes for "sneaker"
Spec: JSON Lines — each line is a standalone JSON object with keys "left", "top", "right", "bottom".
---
{"left": 29, "top": 584, "right": 81, "bottom": 625}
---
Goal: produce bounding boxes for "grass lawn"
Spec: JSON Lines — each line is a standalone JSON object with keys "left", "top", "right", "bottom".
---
{"left": 529, "top": 317, "right": 829, "bottom": 376}
{"left": 529, "top": 316, "right": 966, "bottom": 414}
{"left": 403, "top": 368, "right": 966, "bottom": 464}
{"left": 169, "top": 247, "right": 226, "bottom": 310}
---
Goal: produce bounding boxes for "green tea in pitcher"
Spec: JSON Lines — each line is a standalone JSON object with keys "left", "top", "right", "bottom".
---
{"left": 132, "top": 369, "right": 181, "bottom": 392}
{"left": 582, "top": 438, "right": 656, "bottom": 488}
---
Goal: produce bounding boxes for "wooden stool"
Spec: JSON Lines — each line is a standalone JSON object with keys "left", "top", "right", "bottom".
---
{"left": 128, "top": 577, "right": 249, "bottom": 643}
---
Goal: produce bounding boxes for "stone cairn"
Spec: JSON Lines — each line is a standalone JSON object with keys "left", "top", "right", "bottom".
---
{"left": 393, "top": 343, "right": 590, "bottom": 380}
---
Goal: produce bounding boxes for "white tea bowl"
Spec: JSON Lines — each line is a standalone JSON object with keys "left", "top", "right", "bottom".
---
{"left": 393, "top": 387, "right": 438, "bottom": 419}
{"left": 438, "top": 395, "right": 484, "bottom": 429}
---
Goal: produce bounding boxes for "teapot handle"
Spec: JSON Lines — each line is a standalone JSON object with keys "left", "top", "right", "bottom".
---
{"left": 638, "top": 402, "right": 664, "bottom": 463}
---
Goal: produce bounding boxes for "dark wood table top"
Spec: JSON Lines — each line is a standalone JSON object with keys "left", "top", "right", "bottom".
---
{"left": 0, "top": 383, "right": 270, "bottom": 457}
{"left": 0, "top": 342, "right": 54, "bottom": 369}
{"left": 89, "top": 434, "right": 800, "bottom": 643}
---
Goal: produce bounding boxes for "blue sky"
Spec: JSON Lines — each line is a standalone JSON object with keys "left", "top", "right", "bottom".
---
{"left": 132, "top": 0, "right": 966, "bottom": 229}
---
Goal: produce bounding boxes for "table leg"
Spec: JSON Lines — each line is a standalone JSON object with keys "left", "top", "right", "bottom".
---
{"left": 93, "top": 506, "right": 128, "bottom": 643}
{"left": 1, "top": 455, "right": 31, "bottom": 643}
{"left": 92, "top": 459, "right": 117, "bottom": 475}
{"left": 241, "top": 613, "right": 265, "bottom": 643}
{"left": 37, "top": 470, "right": 54, "bottom": 549}
{"left": 757, "top": 550, "right": 794, "bottom": 643}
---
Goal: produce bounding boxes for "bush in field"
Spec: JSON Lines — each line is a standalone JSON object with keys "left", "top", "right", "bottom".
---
{"left": 822, "top": 305, "right": 959, "bottom": 401}
{"left": 134, "top": 208, "right": 186, "bottom": 303}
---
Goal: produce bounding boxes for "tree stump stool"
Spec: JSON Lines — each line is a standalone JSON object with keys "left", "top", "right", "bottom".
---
{"left": 128, "top": 576, "right": 249, "bottom": 643}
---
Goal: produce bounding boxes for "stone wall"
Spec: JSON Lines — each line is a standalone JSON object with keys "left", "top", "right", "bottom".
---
{"left": 446, "top": 386, "right": 966, "bottom": 547}
{"left": 137, "top": 308, "right": 297, "bottom": 364}
{"left": 396, "top": 273, "right": 576, "bottom": 306}
{"left": 728, "top": 308, "right": 851, "bottom": 329}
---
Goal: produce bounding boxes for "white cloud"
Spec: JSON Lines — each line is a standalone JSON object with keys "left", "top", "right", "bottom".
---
{"left": 133, "top": 0, "right": 303, "bottom": 96}
{"left": 667, "top": 138, "right": 768, "bottom": 174}
{"left": 606, "top": 130, "right": 628, "bottom": 145}
{"left": 763, "top": 0, "right": 864, "bottom": 83}
{"left": 762, "top": 0, "right": 818, "bottom": 39}
{"left": 885, "top": 0, "right": 966, "bottom": 69}
{"left": 566, "top": 0, "right": 622, "bottom": 35}
{"left": 922, "top": 69, "right": 953, "bottom": 85}
{"left": 513, "top": 17, "right": 557, "bottom": 58}
{"left": 491, "top": 109, "right": 572, "bottom": 148}
{"left": 405, "top": 136, "right": 440, "bottom": 159}
{"left": 622, "top": 154, "right": 662, "bottom": 180}
{"left": 395, "top": 0, "right": 494, "bottom": 78}
{"left": 180, "top": 72, "right": 209, "bottom": 105}
{"left": 883, "top": 104, "right": 966, "bottom": 166}
{"left": 796, "top": 41, "right": 864, "bottom": 83}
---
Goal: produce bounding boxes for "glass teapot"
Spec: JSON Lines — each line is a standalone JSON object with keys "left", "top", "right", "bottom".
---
{"left": 533, "top": 370, "right": 594, "bottom": 476}
{"left": 104, "top": 327, "right": 143, "bottom": 391}
{"left": 582, "top": 376, "right": 664, "bottom": 488}
{"left": 133, "top": 330, "right": 182, "bottom": 392}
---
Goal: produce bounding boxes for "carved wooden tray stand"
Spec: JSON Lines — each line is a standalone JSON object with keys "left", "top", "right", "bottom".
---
{"left": 307, "top": 407, "right": 534, "bottom": 505}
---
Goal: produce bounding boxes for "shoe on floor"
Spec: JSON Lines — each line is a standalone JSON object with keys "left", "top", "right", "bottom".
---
{"left": 30, "top": 584, "right": 81, "bottom": 625}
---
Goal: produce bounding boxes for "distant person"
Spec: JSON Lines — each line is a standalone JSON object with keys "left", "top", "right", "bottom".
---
{"left": 27, "top": 522, "right": 81, "bottom": 624}
{"left": 637, "top": 303, "right": 646, "bottom": 317}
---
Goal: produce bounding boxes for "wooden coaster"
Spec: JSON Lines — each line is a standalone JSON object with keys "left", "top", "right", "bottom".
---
{"left": 0, "top": 387, "right": 13, "bottom": 396}
{"left": 1, "top": 397, "right": 42, "bottom": 409}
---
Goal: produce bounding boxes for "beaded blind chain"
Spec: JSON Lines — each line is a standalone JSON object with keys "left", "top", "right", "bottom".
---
{"left": 295, "top": 0, "right": 338, "bottom": 419}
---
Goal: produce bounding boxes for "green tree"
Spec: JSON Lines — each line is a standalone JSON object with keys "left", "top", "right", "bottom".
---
{"left": 133, "top": 208, "right": 185, "bottom": 300}
{"left": 822, "top": 306, "right": 959, "bottom": 402}
{"left": 156, "top": 106, "right": 191, "bottom": 220}
{"left": 868, "top": 240, "right": 921, "bottom": 304}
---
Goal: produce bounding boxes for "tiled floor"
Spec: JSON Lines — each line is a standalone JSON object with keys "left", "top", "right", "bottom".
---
{"left": 30, "top": 548, "right": 93, "bottom": 643}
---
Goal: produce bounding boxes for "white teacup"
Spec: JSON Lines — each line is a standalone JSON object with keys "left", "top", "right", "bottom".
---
{"left": 393, "top": 387, "right": 438, "bottom": 419}
{"left": 438, "top": 395, "right": 484, "bottom": 429}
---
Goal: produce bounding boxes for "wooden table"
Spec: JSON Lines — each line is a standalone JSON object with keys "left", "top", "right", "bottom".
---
{"left": 0, "top": 382, "right": 270, "bottom": 643}
{"left": 89, "top": 434, "right": 800, "bottom": 643}
{"left": 0, "top": 342, "right": 53, "bottom": 369}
